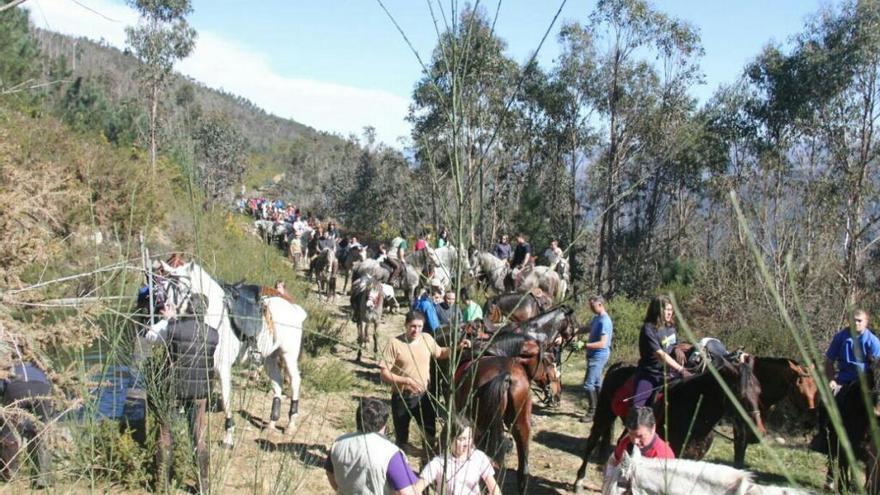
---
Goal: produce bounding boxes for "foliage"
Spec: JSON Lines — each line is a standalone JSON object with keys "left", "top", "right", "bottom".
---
{"left": 0, "top": 0, "right": 39, "bottom": 94}
{"left": 193, "top": 113, "right": 248, "bottom": 202}
{"left": 301, "top": 356, "right": 356, "bottom": 393}
{"left": 604, "top": 295, "right": 643, "bottom": 361}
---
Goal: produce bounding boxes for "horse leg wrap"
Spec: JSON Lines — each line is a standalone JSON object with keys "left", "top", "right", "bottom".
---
{"left": 289, "top": 399, "right": 299, "bottom": 417}
{"left": 225, "top": 417, "right": 234, "bottom": 431}
{"left": 270, "top": 397, "right": 282, "bottom": 422}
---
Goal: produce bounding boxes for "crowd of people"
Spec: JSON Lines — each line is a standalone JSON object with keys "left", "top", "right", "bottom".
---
{"left": 0, "top": 196, "right": 875, "bottom": 494}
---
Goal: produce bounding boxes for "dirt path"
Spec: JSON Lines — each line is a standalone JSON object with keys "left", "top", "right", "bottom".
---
{"left": 206, "top": 272, "right": 605, "bottom": 494}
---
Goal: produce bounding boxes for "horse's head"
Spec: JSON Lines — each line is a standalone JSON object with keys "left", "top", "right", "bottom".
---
{"left": 559, "top": 306, "right": 579, "bottom": 343}
{"left": 789, "top": 361, "right": 818, "bottom": 412}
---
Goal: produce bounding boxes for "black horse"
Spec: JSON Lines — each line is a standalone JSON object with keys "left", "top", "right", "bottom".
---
{"left": 823, "top": 358, "right": 880, "bottom": 493}
{"left": 574, "top": 354, "right": 764, "bottom": 487}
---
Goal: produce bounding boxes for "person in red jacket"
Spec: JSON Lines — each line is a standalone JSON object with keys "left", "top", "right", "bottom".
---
{"left": 605, "top": 406, "right": 675, "bottom": 478}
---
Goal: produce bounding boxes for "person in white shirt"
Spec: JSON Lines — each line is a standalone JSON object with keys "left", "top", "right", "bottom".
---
{"left": 415, "top": 415, "right": 499, "bottom": 495}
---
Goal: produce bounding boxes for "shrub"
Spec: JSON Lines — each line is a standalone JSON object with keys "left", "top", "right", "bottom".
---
{"left": 301, "top": 356, "right": 356, "bottom": 393}
{"left": 605, "top": 294, "right": 644, "bottom": 362}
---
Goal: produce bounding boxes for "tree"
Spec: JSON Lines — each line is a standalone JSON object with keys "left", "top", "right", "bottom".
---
{"left": 125, "top": 0, "right": 196, "bottom": 173}
{"left": 193, "top": 114, "right": 247, "bottom": 204}
{"left": 0, "top": 0, "right": 39, "bottom": 95}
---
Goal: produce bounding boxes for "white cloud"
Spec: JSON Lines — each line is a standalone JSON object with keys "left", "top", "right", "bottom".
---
{"left": 24, "top": 0, "right": 411, "bottom": 146}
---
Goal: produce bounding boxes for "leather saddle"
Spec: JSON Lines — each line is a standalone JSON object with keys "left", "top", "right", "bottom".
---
{"left": 223, "top": 281, "right": 263, "bottom": 338}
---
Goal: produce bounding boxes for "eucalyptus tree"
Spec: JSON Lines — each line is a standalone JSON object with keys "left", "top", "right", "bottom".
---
{"left": 125, "top": 0, "right": 196, "bottom": 173}
{"left": 408, "top": 6, "right": 521, "bottom": 245}
{"left": 584, "top": 0, "right": 704, "bottom": 295}
{"left": 193, "top": 113, "right": 248, "bottom": 204}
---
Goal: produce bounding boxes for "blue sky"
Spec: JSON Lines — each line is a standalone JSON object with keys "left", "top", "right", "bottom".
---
{"left": 25, "top": 0, "right": 834, "bottom": 145}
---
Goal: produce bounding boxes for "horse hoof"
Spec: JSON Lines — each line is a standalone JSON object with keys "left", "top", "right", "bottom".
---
{"left": 284, "top": 425, "right": 295, "bottom": 436}
{"left": 266, "top": 421, "right": 276, "bottom": 432}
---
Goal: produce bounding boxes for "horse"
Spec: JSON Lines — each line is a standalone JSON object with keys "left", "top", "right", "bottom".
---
{"left": 483, "top": 291, "right": 550, "bottom": 324}
{"left": 159, "top": 261, "right": 307, "bottom": 446}
{"left": 422, "top": 245, "right": 472, "bottom": 291}
{"left": 602, "top": 448, "right": 813, "bottom": 495}
{"left": 337, "top": 244, "right": 368, "bottom": 295}
{"left": 254, "top": 220, "right": 275, "bottom": 244}
{"left": 513, "top": 266, "right": 563, "bottom": 301}
{"left": 823, "top": 358, "right": 880, "bottom": 493}
{"left": 733, "top": 357, "right": 818, "bottom": 467}
{"left": 309, "top": 248, "right": 337, "bottom": 300}
{"left": 349, "top": 275, "right": 383, "bottom": 362}
{"left": 469, "top": 249, "right": 509, "bottom": 293}
{"left": 455, "top": 338, "right": 560, "bottom": 494}
{"left": 538, "top": 253, "right": 569, "bottom": 300}
{"left": 574, "top": 354, "right": 765, "bottom": 487}
{"left": 353, "top": 258, "right": 420, "bottom": 304}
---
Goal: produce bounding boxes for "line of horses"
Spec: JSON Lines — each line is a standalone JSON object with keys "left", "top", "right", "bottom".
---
{"left": 161, "top": 208, "right": 880, "bottom": 494}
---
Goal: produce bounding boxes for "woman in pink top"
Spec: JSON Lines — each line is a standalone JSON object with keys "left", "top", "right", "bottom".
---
{"left": 415, "top": 415, "right": 499, "bottom": 495}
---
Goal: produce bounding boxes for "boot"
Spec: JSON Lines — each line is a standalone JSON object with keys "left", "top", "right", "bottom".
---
{"left": 580, "top": 389, "right": 597, "bottom": 423}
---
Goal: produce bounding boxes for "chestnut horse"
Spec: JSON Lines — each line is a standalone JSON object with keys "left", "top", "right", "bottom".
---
{"left": 455, "top": 338, "right": 560, "bottom": 495}
{"left": 733, "top": 357, "right": 818, "bottom": 466}
{"left": 574, "top": 354, "right": 764, "bottom": 488}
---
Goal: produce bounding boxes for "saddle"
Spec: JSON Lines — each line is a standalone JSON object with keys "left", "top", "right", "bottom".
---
{"left": 528, "top": 288, "right": 553, "bottom": 312}
{"left": 224, "top": 282, "right": 264, "bottom": 338}
{"left": 611, "top": 375, "right": 670, "bottom": 420}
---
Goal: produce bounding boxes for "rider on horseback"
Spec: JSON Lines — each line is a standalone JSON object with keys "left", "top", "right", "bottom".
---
{"left": 385, "top": 231, "right": 407, "bottom": 288}
{"left": 810, "top": 309, "right": 879, "bottom": 454}
{"left": 508, "top": 232, "right": 533, "bottom": 289}
{"left": 631, "top": 296, "right": 693, "bottom": 407}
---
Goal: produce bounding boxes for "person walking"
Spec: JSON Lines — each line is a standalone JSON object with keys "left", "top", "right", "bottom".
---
{"left": 145, "top": 297, "right": 219, "bottom": 493}
{"left": 580, "top": 295, "right": 613, "bottom": 423}
{"left": 325, "top": 398, "right": 419, "bottom": 495}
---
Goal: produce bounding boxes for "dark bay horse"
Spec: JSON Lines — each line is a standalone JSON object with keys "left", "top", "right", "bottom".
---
{"left": 455, "top": 338, "right": 560, "bottom": 495}
{"left": 574, "top": 354, "right": 764, "bottom": 487}
{"left": 483, "top": 292, "right": 549, "bottom": 324}
{"left": 349, "top": 275, "right": 382, "bottom": 362}
{"left": 733, "top": 357, "right": 818, "bottom": 466}
{"left": 337, "top": 244, "right": 368, "bottom": 295}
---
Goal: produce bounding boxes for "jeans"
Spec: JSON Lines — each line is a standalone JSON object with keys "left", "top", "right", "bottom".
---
{"left": 583, "top": 352, "right": 609, "bottom": 394}
{"left": 391, "top": 393, "right": 436, "bottom": 447}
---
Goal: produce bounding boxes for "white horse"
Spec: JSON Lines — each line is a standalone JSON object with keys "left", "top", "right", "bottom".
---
{"left": 601, "top": 449, "right": 813, "bottom": 495}
{"left": 160, "top": 261, "right": 307, "bottom": 446}
{"left": 423, "top": 245, "right": 471, "bottom": 291}
{"left": 469, "top": 250, "right": 509, "bottom": 292}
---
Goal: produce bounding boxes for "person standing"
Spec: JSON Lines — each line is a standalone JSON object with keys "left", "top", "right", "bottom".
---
{"left": 145, "top": 297, "right": 219, "bottom": 493}
{"left": 631, "top": 296, "right": 691, "bottom": 407}
{"left": 580, "top": 295, "right": 613, "bottom": 423}
{"left": 412, "top": 289, "right": 443, "bottom": 335}
{"left": 379, "top": 311, "right": 464, "bottom": 453}
{"left": 436, "top": 290, "right": 462, "bottom": 329}
{"left": 460, "top": 288, "right": 483, "bottom": 323}
{"left": 604, "top": 406, "right": 675, "bottom": 480}
{"left": 415, "top": 415, "right": 499, "bottom": 495}
{"left": 325, "top": 398, "right": 419, "bottom": 495}
{"left": 0, "top": 356, "right": 53, "bottom": 488}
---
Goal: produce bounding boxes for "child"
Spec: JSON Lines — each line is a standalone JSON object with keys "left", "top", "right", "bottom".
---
{"left": 416, "top": 415, "right": 499, "bottom": 495}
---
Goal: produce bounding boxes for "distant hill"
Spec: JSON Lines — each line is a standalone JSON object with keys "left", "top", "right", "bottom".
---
{"left": 31, "top": 28, "right": 366, "bottom": 207}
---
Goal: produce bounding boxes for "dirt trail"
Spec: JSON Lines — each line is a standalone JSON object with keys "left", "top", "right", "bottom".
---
{"left": 208, "top": 271, "right": 604, "bottom": 494}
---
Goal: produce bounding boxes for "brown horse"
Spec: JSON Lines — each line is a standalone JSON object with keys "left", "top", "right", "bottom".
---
{"left": 733, "top": 357, "right": 818, "bottom": 466}
{"left": 574, "top": 354, "right": 765, "bottom": 488}
{"left": 455, "top": 338, "right": 559, "bottom": 495}
{"left": 483, "top": 291, "right": 549, "bottom": 324}
{"left": 308, "top": 248, "right": 337, "bottom": 300}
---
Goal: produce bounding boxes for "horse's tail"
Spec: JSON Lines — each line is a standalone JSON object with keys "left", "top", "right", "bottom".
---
{"left": 477, "top": 370, "right": 511, "bottom": 463}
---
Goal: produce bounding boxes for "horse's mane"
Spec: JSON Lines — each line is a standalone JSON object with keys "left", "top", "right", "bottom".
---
{"left": 482, "top": 333, "right": 534, "bottom": 358}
